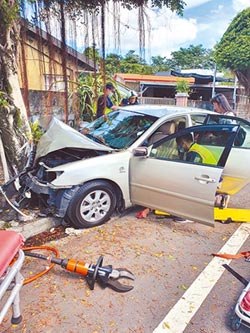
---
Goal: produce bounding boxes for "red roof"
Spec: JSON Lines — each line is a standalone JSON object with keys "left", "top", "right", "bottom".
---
{"left": 114, "top": 73, "right": 195, "bottom": 84}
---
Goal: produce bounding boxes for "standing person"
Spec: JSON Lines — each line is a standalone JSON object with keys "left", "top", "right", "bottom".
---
{"left": 96, "top": 82, "right": 118, "bottom": 119}
{"left": 211, "top": 93, "right": 235, "bottom": 116}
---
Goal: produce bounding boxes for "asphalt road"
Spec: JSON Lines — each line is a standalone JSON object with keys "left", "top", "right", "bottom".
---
{"left": 1, "top": 186, "right": 250, "bottom": 333}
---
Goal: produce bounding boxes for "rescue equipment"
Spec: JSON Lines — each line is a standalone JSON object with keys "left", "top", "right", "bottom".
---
{"left": 223, "top": 264, "right": 250, "bottom": 331}
{"left": 213, "top": 251, "right": 250, "bottom": 330}
{"left": 0, "top": 230, "right": 25, "bottom": 325}
{"left": 0, "top": 232, "right": 134, "bottom": 327}
{"left": 23, "top": 248, "right": 134, "bottom": 293}
{"left": 214, "top": 175, "right": 250, "bottom": 224}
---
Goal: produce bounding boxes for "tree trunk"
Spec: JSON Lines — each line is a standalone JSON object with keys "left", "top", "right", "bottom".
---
{"left": 235, "top": 69, "right": 250, "bottom": 97}
{"left": 0, "top": 11, "right": 30, "bottom": 175}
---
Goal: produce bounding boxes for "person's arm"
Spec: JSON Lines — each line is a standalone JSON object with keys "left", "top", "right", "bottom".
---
{"left": 106, "top": 96, "right": 118, "bottom": 111}
{"left": 186, "top": 151, "right": 202, "bottom": 163}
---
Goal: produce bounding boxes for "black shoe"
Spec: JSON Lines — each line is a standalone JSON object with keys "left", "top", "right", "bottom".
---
{"left": 173, "top": 217, "right": 193, "bottom": 223}
{"left": 38, "top": 207, "right": 56, "bottom": 217}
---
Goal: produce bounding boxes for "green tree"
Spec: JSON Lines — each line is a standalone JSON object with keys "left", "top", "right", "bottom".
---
{"left": 105, "top": 53, "right": 123, "bottom": 75}
{"left": 0, "top": 0, "right": 186, "bottom": 174}
{"left": 166, "top": 44, "right": 215, "bottom": 70}
{"left": 214, "top": 8, "right": 250, "bottom": 96}
{"left": 151, "top": 55, "right": 170, "bottom": 73}
{"left": 82, "top": 46, "right": 101, "bottom": 62}
{"left": 120, "top": 50, "right": 153, "bottom": 74}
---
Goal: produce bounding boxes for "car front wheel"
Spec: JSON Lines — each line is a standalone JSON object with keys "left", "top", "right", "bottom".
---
{"left": 66, "top": 180, "right": 117, "bottom": 228}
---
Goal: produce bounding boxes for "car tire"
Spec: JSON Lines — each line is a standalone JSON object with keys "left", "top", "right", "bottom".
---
{"left": 66, "top": 180, "right": 117, "bottom": 229}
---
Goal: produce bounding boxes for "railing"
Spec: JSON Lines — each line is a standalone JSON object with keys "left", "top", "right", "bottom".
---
{"left": 138, "top": 96, "right": 250, "bottom": 120}
{"left": 138, "top": 97, "right": 175, "bottom": 105}
{"left": 139, "top": 97, "right": 213, "bottom": 111}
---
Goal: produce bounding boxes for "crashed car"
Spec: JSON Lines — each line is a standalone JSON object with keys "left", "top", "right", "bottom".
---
{"left": 4, "top": 105, "right": 250, "bottom": 228}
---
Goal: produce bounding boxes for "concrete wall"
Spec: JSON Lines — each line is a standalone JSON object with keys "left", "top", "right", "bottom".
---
{"left": 19, "top": 34, "right": 81, "bottom": 92}
{"left": 24, "top": 90, "right": 78, "bottom": 127}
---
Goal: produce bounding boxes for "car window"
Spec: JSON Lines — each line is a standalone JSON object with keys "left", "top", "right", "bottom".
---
{"left": 205, "top": 115, "right": 250, "bottom": 148}
{"left": 147, "top": 117, "right": 186, "bottom": 146}
{"left": 83, "top": 110, "right": 157, "bottom": 149}
{"left": 190, "top": 114, "right": 207, "bottom": 126}
{"left": 149, "top": 125, "right": 238, "bottom": 167}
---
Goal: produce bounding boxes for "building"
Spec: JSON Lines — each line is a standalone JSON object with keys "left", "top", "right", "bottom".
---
{"left": 19, "top": 19, "right": 96, "bottom": 124}
{"left": 114, "top": 71, "right": 239, "bottom": 112}
{"left": 114, "top": 73, "right": 194, "bottom": 99}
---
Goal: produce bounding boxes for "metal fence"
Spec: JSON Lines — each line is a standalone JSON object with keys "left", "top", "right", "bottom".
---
{"left": 138, "top": 97, "right": 175, "bottom": 105}
{"left": 138, "top": 97, "right": 212, "bottom": 110}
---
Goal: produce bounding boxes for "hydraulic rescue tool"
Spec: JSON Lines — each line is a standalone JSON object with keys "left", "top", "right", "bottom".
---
{"left": 24, "top": 249, "right": 134, "bottom": 293}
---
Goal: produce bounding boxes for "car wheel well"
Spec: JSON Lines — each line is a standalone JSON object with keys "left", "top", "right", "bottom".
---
{"left": 84, "top": 179, "right": 124, "bottom": 211}
{"left": 65, "top": 179, "right": 124, "bottom": 229}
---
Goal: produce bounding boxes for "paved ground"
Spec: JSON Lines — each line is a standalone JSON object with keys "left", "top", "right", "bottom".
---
{"left": 0, "top": 222, "right": 249, "bottom": 333}
{"left": 1, "top": 186, "right": 250, "bottom": 333}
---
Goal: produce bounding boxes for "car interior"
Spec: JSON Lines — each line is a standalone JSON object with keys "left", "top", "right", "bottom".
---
{"left": 148, "top": 118, "right": 186, "bottom": 146}
{"left": 148, "top": 122, "right": 176, "bottom": 145}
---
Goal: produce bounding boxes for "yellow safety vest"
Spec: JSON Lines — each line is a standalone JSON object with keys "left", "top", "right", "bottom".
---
{"left": 189, "top": 143, "right": 217, "bottom": 165}
{"left": 93, "top": 95, "right": 112, "bottom": 118}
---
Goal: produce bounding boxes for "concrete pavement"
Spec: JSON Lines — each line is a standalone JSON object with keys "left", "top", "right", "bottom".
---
{"left": 0, "top": 216, "right": 61, "bottom": 239}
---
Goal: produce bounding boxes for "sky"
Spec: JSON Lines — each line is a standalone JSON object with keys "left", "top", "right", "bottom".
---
{"left": 25, "top": 0, "right": 249, "bottom": 63}
{"left": 102, "top": 0, "right": 250, "bottom": 62}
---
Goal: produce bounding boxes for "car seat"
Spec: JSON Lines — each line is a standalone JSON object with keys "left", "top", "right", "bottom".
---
{"left": 148, "top": 121, "right": 176, "bottom": 145}
{"left": 177, "top": 121, "right": 186, "bottom": 131}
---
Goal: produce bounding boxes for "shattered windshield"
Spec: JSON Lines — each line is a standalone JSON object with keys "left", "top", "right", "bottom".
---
{"left": 83, "top": 110, "right": 157, "bottom": 149}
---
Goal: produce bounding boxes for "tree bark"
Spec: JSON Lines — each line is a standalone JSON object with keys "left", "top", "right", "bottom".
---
{"left": 0, "top": 8, "right": 30, "bottom": 174}
{"left": 235, "top": 69, "right": 250, "bottom": 97}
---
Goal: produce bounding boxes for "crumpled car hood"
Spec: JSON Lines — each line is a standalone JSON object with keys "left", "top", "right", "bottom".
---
{"left": 35, "top": 116, "right": 113, "bottom": 160}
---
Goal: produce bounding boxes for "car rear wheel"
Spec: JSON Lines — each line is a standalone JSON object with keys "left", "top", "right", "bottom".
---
{"left": 66, "top": 180, "right": 117, "bottom": 228}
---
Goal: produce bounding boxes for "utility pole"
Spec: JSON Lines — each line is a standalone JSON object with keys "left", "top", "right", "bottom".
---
{"left": 212, "top": 64, "right": 217, "bottom": 98}
{"left": 233, "top": 75, "right": 238, "bottom": 110}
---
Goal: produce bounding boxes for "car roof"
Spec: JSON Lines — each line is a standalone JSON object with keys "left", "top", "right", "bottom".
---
{"left": 118, "top": 104, "right": 216, "bottom": 118}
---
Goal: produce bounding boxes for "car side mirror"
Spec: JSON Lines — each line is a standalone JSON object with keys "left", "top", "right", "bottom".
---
{"left": 133, "top": 147, "right": 148, "bottom": 157}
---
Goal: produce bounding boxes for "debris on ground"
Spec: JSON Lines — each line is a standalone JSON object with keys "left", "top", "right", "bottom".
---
{"left": 24, "top": 225, "right": 67, "bottom": 246}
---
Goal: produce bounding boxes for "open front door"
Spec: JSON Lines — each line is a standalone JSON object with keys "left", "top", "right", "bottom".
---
{"left": 130, "top": 124, "right": 239, "bottom": 226}
{"left": 204, "top": 114, "right": 250, "bottom": 179}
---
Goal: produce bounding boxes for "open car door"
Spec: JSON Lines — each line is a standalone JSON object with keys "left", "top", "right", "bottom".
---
{"left": 204, "top": 114, "right": 250, "bottom": 179}
{"left": 130, "top": 124, "right": 240, "bottom": 226}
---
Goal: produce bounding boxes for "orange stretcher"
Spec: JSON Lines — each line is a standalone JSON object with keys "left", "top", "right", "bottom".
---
{"left": 0, "top": 230, "right": 25, "bottom": 325}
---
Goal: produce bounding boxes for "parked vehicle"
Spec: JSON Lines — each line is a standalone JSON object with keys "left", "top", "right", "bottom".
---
{"left": 3, "top": 105, "right": 250, "bottom": 228}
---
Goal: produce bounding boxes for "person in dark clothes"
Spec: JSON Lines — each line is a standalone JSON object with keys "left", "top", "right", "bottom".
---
{"left": 96, "top": 83, "right": 118, "bottom": 119}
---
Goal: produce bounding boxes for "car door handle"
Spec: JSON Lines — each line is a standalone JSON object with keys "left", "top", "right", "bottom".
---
{"left": 195, "top": 175, "right": 217, "bottom": 184}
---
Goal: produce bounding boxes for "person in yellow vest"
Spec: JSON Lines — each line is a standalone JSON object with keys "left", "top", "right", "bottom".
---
{"left": 96, "top": 83, "right": 118, "bottom": 119}
{"left": 176, "top": 133, "right": 217, "bottom": 165}
{"left": 136, "top": 133, "right": 218, "bottom": 220}
{"left": 177, "top": 133, "right": 232, "bottom": 208}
